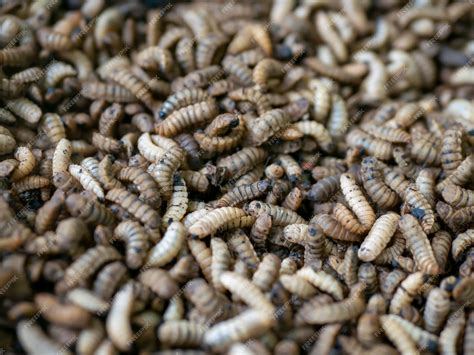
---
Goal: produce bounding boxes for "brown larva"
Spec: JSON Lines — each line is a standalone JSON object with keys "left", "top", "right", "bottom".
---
{"left": 253, "top": 58, "right": 284, "bottom": 91}
{"left": 12, "top": 175, "right": 50, "bottom": 194}
{"left": 333, "top": 203, "right": 367, "bottom": 235}
{"left": 442, "top": 184, "right": 474, "bottom": 208}
{"left": 106, "top": 283, "right": 135, "bottom": 352}
{"left": 114, "top": 221, "right": 149, "bottom": 269}
{"left": 105, "top": 188, "right": 160, "bottom": 228}
{"left": 314, "top": 213, "right": 363, "bottom": 242}
{"left": 222, "top": 56, "right": 253, "bottom": 87}
{"left": 66, "top": 193, "right": 115, "bottom": 226}
{"left": 436, "top": 155, "right": 473, "bottom": 193}
{"left": 410, "top": 132, "right": 441, "bottom": 166}
{"left": 156, "top": 99, "right": 219, "bottom": 137}
{"left": 209, "top": 237, "right": 231, "bottom": 293}
{"left": 148, "top": 147, "right": 185, "bottom": 199}
{"left": 404, "top": 184, "right": 435, "bottom": 233}
{"left": 162, "top": 176, "right": 188, "bottom": 227}
{"left": 158, "top": 321, "right": 206, "bottom": 348}
{"left": 69, "top": 164, "right": 105, "bottom": 200}
{"left": 93, "top": 261, "right": 128, "bottom": 300}
{"left": 138, "top": 268, "right": 179, "bottom": 299}
{"left": 194, "top": 124, "right": 245, "bottom": 155}
{"left": 82, "top": 81, "right": 137, "bottom": 103}
{"left": 346, "top": 128, "right": 393, "bottom": 161}
{"left": 277, "top": 154, "right": 302, "bottom": 183}
{"left": 137, "top": 133, "right": 165, "bottom": 163}
{"left": 292, "top": 120, "right": 334, "bottom": 153}
{"left": 217, "top": 147, "right": 268, "bottom": 180}
{"left": 184, "top": 278, "right": 231, "bottom": 320}
{"left": 10, "top": 146, "right": 35, "bottom": 181}
{"left": 250, "top": 212, "right": 272, "bottom": 252}
{"left": 307, "top": 174, "right": 341, "bottom": 202}
{"left": 34, "top": 292, "right": 90, "bottom": 328}
{"left": 37, "top": 28, "right": 73, "bottom": 51}
{"left": 227, "top": 229, "right": 259, "bottom": 271}
{"left": 97, "top": 155, "right": 123, "bottom": 191}
{"left": 440, "top": 125, "right": 464, "bottom": 175}
{"left": 180, "top": 170, "right": 209, "bottom": 193}
{"left": 228, "top": 88, "right": 272, "bottom": 116}
{"left": 297, "top": 267, "right": 345, "bottom": 301}
{"left": 246, "top": 201, "right": 305, "bottom": 226}
{"left": 215, "top": 179, "right": 271, "bottom": 208}
{"left": 61, "top": 245, "right": 121, "bottom": 290}
{"left": 92, "top": 131, "right": 123, "bottom": 154}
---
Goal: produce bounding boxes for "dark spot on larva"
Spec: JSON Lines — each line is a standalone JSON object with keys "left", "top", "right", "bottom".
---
{"left": 411, "top": 208, "right": 425, "bottom": 219}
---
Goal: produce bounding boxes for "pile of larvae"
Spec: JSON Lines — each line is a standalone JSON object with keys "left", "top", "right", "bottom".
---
{"left": 0, "top": 0, "right": 474, "bottom": 354}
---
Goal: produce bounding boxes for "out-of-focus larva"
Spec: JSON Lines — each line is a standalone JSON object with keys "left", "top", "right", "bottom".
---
{"left": 17, "top": 321, "right": 70, "bottom": 355}
{"left": 5, "top": 98, "right": 42, "bottom": 124}
{"left": 423, "top": 287, "right": 450, "bottom": 334}
{"left": 158, "top": 320, "right": 206, "bottom": 348}
{"left": 380, "top": 315, "right": 420, "bottom": 355}
{"left": 62, "top": 245, "right": 121, "bottom": 289}
{"left": 211, "top": 237, "right": 232, "bottom": 293}
{"left": 156, "top": 100, "right": 218, "bottom": 137}
{"left": 314, "top": 213, "right": 363, "bottom": 242}
{"left": 228, "top": 230, "right": 259, "bottom": 271}
{"left": 253, "top": 59, "right": 283, "bottom": 91}
{"left": 246, "top": 201, "right": 305, "bottom": 226}
{"left": 222, "top": 56, "right": 253, "bottom": 87}
{"left": 65, "top": 193, "right": 115, "bottom": 226}
{"left": 138, "top": 268, "right": 178, "bottom": 299}
{"left": 215, "top": 180, "right": 271, "bottom": 208}
{"left": 362, "top": 125, "right": 411, "bottom": 144}
{"left": 452, "top": 230, "right": 474, "bottom": 261}
{"left": 389, "top": 271, "right": 425, "bottom": 314}
{"left": 68, "top": 164, "right": 104, "bottom": 200}
{"left": 399, "top": 214, "right": 439, "bottom": 275}
{"left": 12, "top": 175, "right": 50, "bottom": 194}
{"left": 442, "top": 184, "right": 474, "bottom": 208}
{"left": 203, "top": 309, "right": 273, "bottom": 352}
{"left": 217, "top": 147, "right": 268, "bottom": 180}
{"left": 105, "top": 188, "right": 161, "bottom": 229}
{"left": 45, "top": 61, "right": 77, "bottom": 87}
{"left": 220, "top": 271, "right": 275, "bottom": 315}
{"left": 180, "top": 170, "right": 209, "bottom": 193}
{"left": 147, "top": 221, "right": 186, "bottom": 268}
{"left": 316, "top": 11, "right": 348, "bottom": 63}
{"left": 34, "top": 292, "right": 91, "bottom": 328}
{"left": 404, "top": 184, "right": 435, "bottom": 233}
{"left": 37, "top": 28, "right": 73, "bottom": 51}
{"left": 252, "top": 253, "right": 280, "bottom": 292}
{"left": 327, "top": 93, "right": 348, "bottom": 139}
{"left": 92, "top": 132, "right": 123, "bottom": 154}
{"left": 361, "top": 157, "right": 399, "bottom": 209}
{"left": 280, "top": 273, "right": 318, "bottom": 299}
{"left": 358, "top": 262, "right": 379, "bottom": 295}
{"left": 11, "top": 146, "right": 36, "bottom": 181}
{"left": 303, "top": 283, "right": 366, "bottom": 324}
{"left": 98, "top": 103, "right": 124, "bottom": 137}
{"left": 358, "top": 212, "right": 400, "bottom": 262}
{"left": 188, "top": 239, "right": 213, "bottom": 284}
{"left": 297, "top": 267, "right": 344, "bottom": 301}
{"left": 440, "top": 125, "right": 464, "bottom": 175}
{"left": 184, "top": 278, "right": 231, "bottom": 321}
{"left": 188, "top": 207, "right": 246, "bottom": 239}
{"left": 106, "top": 283, "right": 135, "bottom": 352}
{"left": 439, "top": 311, "right": 466, "bottom": 355}
{"left": 346, "top": 128, "right": 393, "bottom": 161}
{"left": 82, "top": 81, "right": 137, "bottom": 103}
{"left": 34, "top": 189, "right": 64, "bottom": 234}
{"left": 114, "top": 221, "right": 149, "bottom": 269}
{"left": 93, "top": 261, "right": 127, "bottom": 300}
{"left": 430, "top": 231, "right": 452, "bottom": 272}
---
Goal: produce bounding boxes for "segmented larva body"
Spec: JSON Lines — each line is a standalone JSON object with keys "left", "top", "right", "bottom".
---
{"left": 228, "top": 230, "right": 259, "bottom": 271}
{"left": 430, "top": 231, "right": 452, "bottom": 272}
{"left": 217, "top": 147, "right": 268, "bottom": 180}
{"left": 203, "top": 310, "right": 274, "bottom": 352}
{"left": 11, "top": 146, "right": 36, "bottom": 181}
{"left": 282, "top": 187, "right": 303, "bottom": 212}
{"left": 69, "top": 164, "right": 105, "bottom": 200}
{"left": 215, "top": 180, "right": 271, "bottom": 208}
{"left": 17, "top": 321, "right": 68, "bottom": 355}
{"left": 13, "top": 175, "right": 50, "bottom": 194}
{"left": 62, "top": 246, "right": 121, "bottom": 289}
{"left": 108, "top": 68, "right": 155, "bottom": 108}
{"left": 44, "top": 61, "right": 77, "bottom": 87}
{"left": 346, "top": 128, "right": 393, "bottom": 161}
{"left": 411, "top": 132, "right": 441, "bottom": 166}
{"left": 277, "top": 154, "right": 302, "bottom": 183}
{"left": 307, "top": 174, "right": 341, "bottom": 202}
{"left": 280, "top": 274, "right": 317, "bottom": 298}
{"left": 138, "top": 268, "right": 179, "bottom": 299}
{"left": 188, "top": 207, "right": 246, "bottom": 239}
{"left": 245, "top": 109, "right": 289, "bottom": 146}
{"left": 93, "top": 261, "right": 128, "bottom": 300}
{"left": 252, "top": 253, "right": 280, "bottom": 292}
{"left": 159, "top": 88, "right": 209, "bottom": 119}
{"left": 158, "top": 320, "right": 206, "bottom": 347}
{"left": 314, "top": 214, "right": 363, "bottom": 242}
{"left": 145, "top": 221, "right": 186, "bottom": 268}
{"left": 35, "top": 189, "right": 64, "bottom": 234}
{"left": 415, "top": 169, "right": 437, "bottom": 208}
{"left": 156, "top": 100, "right": 218, "bottom": 137}
{"left": 114, "top": 221, "right": 149, "bottom": 269}
{"left": 253, "top": 58, "right": 283, "bottom": 91}
{"left": 333, "top": 203, "right": 367, "bottom": 235}
{"left": 358, "top": 212, "right": 400, "bottom": 262}
{"left": 360, "top": 156, "right": 399, "bottom": 209}
{"left": 137, "top": 133, "right": 166, "bottom": 163}
{"left": 34, "top": 292, "right": 91, "bottom": 328}
{"left": 210, "top": 238, "right": 232, "bottom": 293}
{"left": 162, "top": 176, "right": 188, "bottom": 227}
{"left": 327, "top": 94, "right": 349, "bottom": 139}
{"left": 228, "top": 88, "right": 272, "bottom": 116}
{"left": 184, "top": 278, "right": 231, "bottom": 320}
{"left": 180, "top": 170, "right": 209, "bottom": 193}
{"left": 452, "top": 229, "right": 474, "bottom": 261}
{"left": 363, "top": 125, "right": 411, "bottom": 144}
{"left": 92, "top": 132, "right": 123, "bottom": 154}
{"left": 220, "top": 271, "right": 275, "bottom": 315}
{"left": 392, "top": 147, "right": 420, "bottom": 179}
{"left": 97, "top": 155, "right": 123, "bottom": 191}
{"left": 442, "top": 184, "right": 474, "bottom": 208}
{"left": 106, "top": 283, "right": 135, "bottom": 351}
{"left": 389, "top": 271, "right": 425, "bottom": 314}
{"left": 222, "top": 57, "right": 253, "bottom": 87}
{"left": 246, "top": 201, "right": 305, "bottom": 226}
{"left": 423, "top": 287, "right": 450, "bottom": 334}
{"left": 148, "top": 147, "right": 185, "bottom": 200}
{"left": 380, "top": 315, "right": 419, "bottom": 355}
{"left": 194, "top": 125, "right": 244, "bottom": 154}
{"left": 82, "top": 81, "right": 137, "bottom": 102}
{"left": 404, "top": 184, "right": 435, "bottom": 233}
{"left": 81, "top": 157, "right": 100, "bottom": 180}
{"left": 250, "top": 212, "right": 272, "bottom": 251}
{"left": 437, "top": 155, "right": 473, "bottom": 193}
{"left": 6, "top": 98, "right": 42, "bottom": 124}
{"left": 383, "top": 166, "right": 411, "bottom": 199}
{"left": 297, "top": 267, "right": 344, "bottom": 301}
{"left": 292, "top": 121, "right": 333, "bottom": 153}
{"left": 440, "top": 125, "right": 464, "bottom": 175}
{"left": 440, "top": 311, "right": 466, "bottom": 355}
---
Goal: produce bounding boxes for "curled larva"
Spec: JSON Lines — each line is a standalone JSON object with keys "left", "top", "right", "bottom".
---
{"left": 98, "top": 155, "right": 123, "bottom": 191}
{"left": 280, "top": 274, "right": 318, "bottom": 299}
{"left": 44, "top": 61, "right": 77, "bottom": 87}
{"left": 253, "top": 58, "right": 284, "bottom": 91}
{"left": 452, "top": 229, "right": 474, "bottom": 261}
{"left": 314, "top": 214, "right": 363, "bottom": 242}
{"left": 277, "top": 154, "right": 302, "bottom": 183}
{"left": 292, "top": 121, "right": 333, "bottom": 153}
{"left": 159, "top": 88, "right": 209, "bottom": 119}
{"left": 333, "top": 203, "right": 367, "bottom": 235}
{"left": 215, "top": 179, "right": 271, "bottom": 208}
{"left": 106, "top": 283, "right": 135, "bottom": 352}
{"left": 65, "top": 193, "right": 115, "bottom": 225}
{"left": 37, "top": 28, "right": 73, "bottom": 51}
{"left": 162, "top": 175, "right": 188, "bottom": 227}
{"left": 155, "top": 100, "right": 219, "bottom": 137}
{"left": 220, "top": 271, "right": 275, "bottom": 315}
{"left": 106, "top": 188, "right": 161, "bottom": 229}
{"left": 389, "top": 271, "right": 425, "bottom": 314}
{"left": 316, "top": 11, "right": 348, "bottom": 63}
{"left": 114, "top": 221, "right": 149, "bottom": 269}
{"left": 62, "top": 245, "right": 121, "bottom": 290}
{"left": 358, "top": 212, "right": 400, "bottom": 262}
{"left": 81, "top": 157, "right": 100, "bottom": 180}
{"left": 11, "top": 146, "right": 36, "bottom": 181}
{"left": 228, "top": 88, "right": 272, "bottom": 116}
{"left": 246, "top": 201, "right": 305, "bottom": 226}
{"left": 137, "top": 133, "right": 166, "bottom": 163}
{"left": 442, "top": 184, "right": 474, "bottom": 208}
{"left": 282, "top": 187, "right": 303, "bottom": 212}
{"left": 148, "top": 147, "right": 185, "bottom": 199}
{"left": 194, "top": 124, "right": 245, "bottom": 154}
{"left": 297, "top": 267, "right": 345, "bottom": 301}
{"left": 203, "top": 310, "right": 274, "bottom": 352}
{"left": 307, "top": 174, "right": 341, "bottom": 202}
{"left": 92, "top": 132, "right": 123, "bottom": 154}
{"left": 17, "top": 321, "right": 69, "bottom": 355}
{"left": 69, "top": 164, "right": 105, "bottom": 200}
{"left": 222, "top": 56, "right": 253, "bottom": 87}
{"left": 399, "top": 214, "right": 439, "bottom": 275}
{"left": 245, "top": 109, "right": 289, "bottom": 146}
{"left": 380, "top": 315, "right": 419, "bottom": 355}
{"left": 436, "top": 155, "right": 473, "bottom": 193}
{"left": 145, "top": 221, "right": 186, "bottom": 268}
